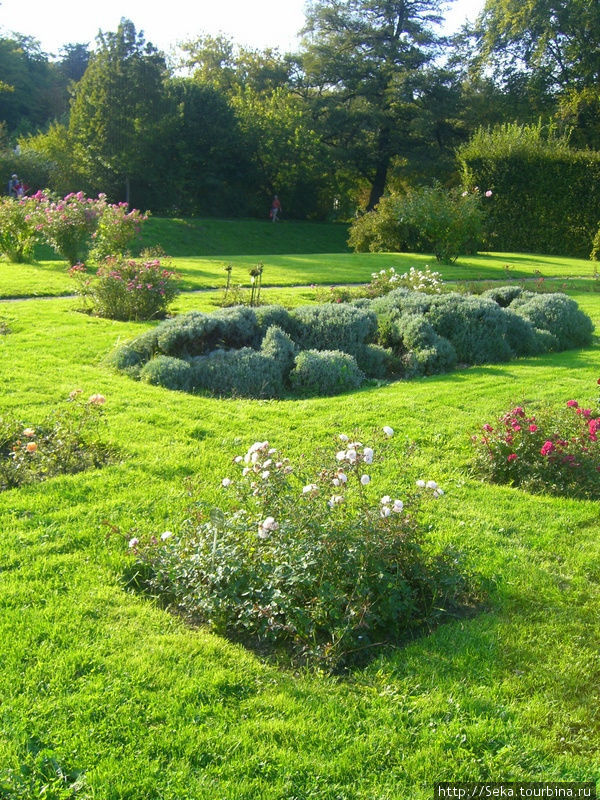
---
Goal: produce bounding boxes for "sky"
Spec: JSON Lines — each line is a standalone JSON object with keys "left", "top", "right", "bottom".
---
{"left": 0, "top": 0, "right": 485, "bottom": 58}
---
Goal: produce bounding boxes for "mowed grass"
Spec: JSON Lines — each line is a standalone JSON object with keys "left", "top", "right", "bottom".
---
{"left": 1, "top": 225, "right": 600, "bottom": 797}
{"left": 1, "top": 215, "right": 599, "bottom": 298}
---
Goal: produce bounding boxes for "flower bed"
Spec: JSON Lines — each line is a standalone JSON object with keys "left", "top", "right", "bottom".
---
{"left": 126, "top": 428, "right": 476, "bottom": 671}
{"left": 472, "top": 382, "right": 600, "bottom": 498}
{"left": 0, "top": 392, "right": 115, "bottom": 491}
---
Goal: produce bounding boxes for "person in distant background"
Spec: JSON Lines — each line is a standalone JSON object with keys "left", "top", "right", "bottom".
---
{"left": 270, "top": 194, "right": 282, "bottom": 222}
{"left": 8, "top": 174, "right": 21, "bottom": 198}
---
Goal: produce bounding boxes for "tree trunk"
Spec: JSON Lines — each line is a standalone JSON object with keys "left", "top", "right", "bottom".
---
{"left": 366, "top": 126, "right": 391, "bottom": 211}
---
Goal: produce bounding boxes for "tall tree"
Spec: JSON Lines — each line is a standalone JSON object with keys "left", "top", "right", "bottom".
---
{"left": 472, "top": 0, "right": 600, "bottom": 146}
{"left": 299, "top": 0, "right": 449, "bottom": 209}
{"left": 68, "top": 19, "right": 171, "bottom": 206}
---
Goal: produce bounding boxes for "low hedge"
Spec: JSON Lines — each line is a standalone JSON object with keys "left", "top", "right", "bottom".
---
{"left": 111, "top": 290, "right": 594, "bottom": 396}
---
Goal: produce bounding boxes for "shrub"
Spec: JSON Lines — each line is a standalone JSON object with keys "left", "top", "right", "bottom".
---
{"left": 482, "top": 285, "right": 524, "bottom": 307}
{"left": 380, "top": 314, "right": 457, "bottom": 377}
{"left": 502, "top": 309, "right": 543, "bottom": 357}
{"left": 289, "top": 350, "right": 365, "bottom": 396}
{"left": 360, "top": 266, "right": 442, "bottom": 299}
{"left": 347, "top": 194, "right": 417, "bottom": 253}
{"left": 0, "top": 196, "right": 40, "bottom": 262}
{"left": 290, "top": 303, "right": 378, "bottom": 357}
{"left": 190, "top": 348, "right": 287, "bottom": 399}
{"left": 426, "top": 294, "right": 514, "bottom": 364}
{"left": 349, "top": 185, "right": 489, "bottom": 263}
{"left": 459, "top": 122, "right": 600, "bottom": 257}
{"left": 128, "top": 431, "right": 474, "bottom": 671}
{"left": 259, "top": 325, "right": 296, "bottom": 374}
{"left": 107, "top": 329, "right": 160, "bottom": 373}
{"left": 355, "top": 343, "right": 394, "bottom": 379}
{"left": 73, "top": 257, "right": 179, "bottom": 321}
{"left": 140, "top": 356, "right": 193, "bottom": 392}
{"left": 35, "top": 191, "right": 101, "bottom": 265}
{"left": 510, "top": 292, "right": 594, "bottom": 350}
{"left": 472, "top": 389, "right": 600, "bottom": 498}
{"left": 156, "top": 307, "right": 259, "bottom": 356}
{"left": 90, "top": 200, "right": 149, "bottom": 262}
{"left": 591, "top": 225, "right": 600, "bottom": 261}
{"left": 0, "top": 391, "right": 114, "bottom": 491}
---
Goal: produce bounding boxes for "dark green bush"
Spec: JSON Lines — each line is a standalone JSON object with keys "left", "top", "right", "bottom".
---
{"left": 369, "top": 288, "right": 433, "bottom": 318}
{"left": 459, "top": 123, "right": 600, "bottom": 257}
{"left": 254, "top": 305, "right": 297, "bottom": 340}
{"left": 108, "top": 329, "right": 160, "bottom": 372}
{"left": 289, "top": 350, "right": 365, "bottom": 396}
{"left": 355, "top": 344, "right": 394, "bottom": 379}
{"left": 259, "top": 325, "right": 297, "bottom": 374}
{"left": 502, "top": 309, "right": 542, "bottom": 356}
{"left": 290, "top": 303, "right": 378, "bottom": 357}
{"left": 347, "top": 194, "right": 418, "bottom": 253}
{"left": 510, "top": 293, "right": 594, "bottom": 350}
{"left": 391, "top": 314, "right": 458, "bottom": 377}
{"left": 591, "top": 225, "right": 600, "bottom": 261}
{"left": 348, "top": 185, "right": 487, "bottom": 262}
{"left": 190, "top": 348, "right": 286, "bottom": 398}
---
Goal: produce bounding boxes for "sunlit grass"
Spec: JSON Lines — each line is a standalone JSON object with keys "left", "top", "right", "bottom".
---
{"left": 1, "top": 248, "right": 599, "bottom": 796}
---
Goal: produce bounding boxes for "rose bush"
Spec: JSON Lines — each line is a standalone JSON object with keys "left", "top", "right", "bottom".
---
{"left": 472, "top": 382, "right": 600, "bottom": 498}
{"left": 126, "top": 427, "right": 475, "bottom": 671}
{"left": 0, "top": 391, "right": 114, "bottom": 491}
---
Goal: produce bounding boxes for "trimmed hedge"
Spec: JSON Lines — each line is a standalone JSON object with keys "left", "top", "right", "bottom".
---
{"left": 459, "top": 123, "right": 600, "bottom": 257}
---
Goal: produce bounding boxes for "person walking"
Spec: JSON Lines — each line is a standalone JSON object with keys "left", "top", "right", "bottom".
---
{"left": 270, "top": 194, "right": 282, "bottom": 222}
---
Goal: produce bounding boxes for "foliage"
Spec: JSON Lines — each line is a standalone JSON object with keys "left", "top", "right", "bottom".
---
{"left": 128, "top": 432, "right": 472, "bottom": 671}
{"left": 509, "top": 291, "right": 594, "bottom": 350}
{"left": 348, "top": 185, "right": 489, "bottom": 262}
{"left": 0, "top": 195, "right": 40, "bottom": 262}
{"left": 67, "top": 20, "right": 171, "bottom": 208}
{"left": 290, "top": 303, "right": 378, "bottom": 357}
{"left": 0, "top": 391, "right": 113, "bottom": 491}
{"left": 473, "top": 0, "right": 600, "bottom": 148}
{"left": 300, "top": 0, "right": 453, "bottom": 210}
{"left": 289, "top": 349, "right": 365, "bottom": 396}
{"left": 347, "top": 194, "right": 416, "bottom": 253}
{"left": 90, "top": 200, "right": 149, "bottom": 262}
{"left": 472, "top": 389, "right": 600, "bottom": 498}
{"left": 591, "top": 224, "right": 600, "bottom": 261}
{"left": 34, "top": 190, "right": 101, "bottom": 265}
{"left": 459, "top": 122, "right": 600, "bottom": 257}
{"left": 71, "top": 256, "right": 179, "bottom": 321}
{"left": 371, "top": 286, "right": 594, "bottom": 373}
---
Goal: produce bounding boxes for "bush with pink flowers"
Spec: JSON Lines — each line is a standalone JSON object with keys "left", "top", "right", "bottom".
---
{"left": 0, "top": 391, "right": 114, "bottom": 491}
{"left": 90, "top": 201, "right": 150, "bottom": 262}
{"left": 71, "top": 256, "right": 179, "bottom": 321}
{"left": 472, "top": 383, "right": 600, "bottom": 497}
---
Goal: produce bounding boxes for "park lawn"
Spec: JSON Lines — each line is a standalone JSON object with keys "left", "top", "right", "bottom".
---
{"left": 0, "top": 283, "right": 600, "bottom": 799}
{"left": 1, "top": 249, "right": 599, "bottom": 300}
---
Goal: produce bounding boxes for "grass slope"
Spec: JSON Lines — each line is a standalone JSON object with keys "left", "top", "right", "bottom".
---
{"left": 0, "top": 278, "right": 600, "bottom": 797}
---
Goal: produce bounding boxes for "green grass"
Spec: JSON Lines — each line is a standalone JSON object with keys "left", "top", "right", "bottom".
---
{"left": 2, "top": 249, "right": 599, "bottom": 300}
{"left": 1, "top": 226, "right": 600, "bottom": 797}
